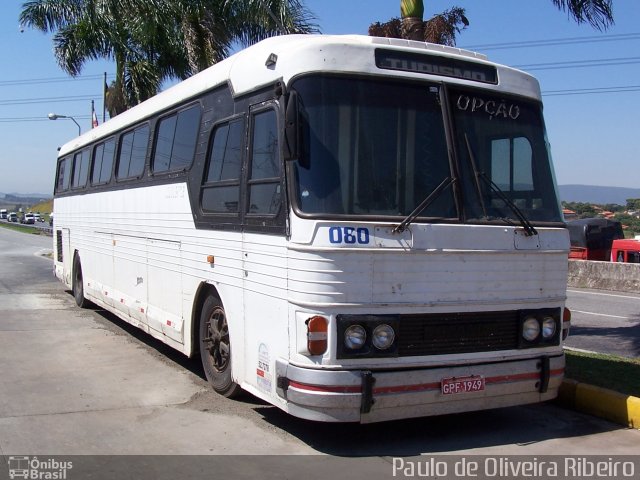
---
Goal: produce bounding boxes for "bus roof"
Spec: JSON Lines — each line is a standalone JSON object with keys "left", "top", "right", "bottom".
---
{"left": 58, "top": 34, "right": 541, "bottom": 157}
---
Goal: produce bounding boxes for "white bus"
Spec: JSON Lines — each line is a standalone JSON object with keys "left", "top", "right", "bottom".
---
{"left": 52, "top": 34, "right": 570, "bottom": 423}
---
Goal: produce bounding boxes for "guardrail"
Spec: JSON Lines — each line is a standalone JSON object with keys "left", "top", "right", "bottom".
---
{"left": 568, "top": 259, "right": 640, "bottom": 293}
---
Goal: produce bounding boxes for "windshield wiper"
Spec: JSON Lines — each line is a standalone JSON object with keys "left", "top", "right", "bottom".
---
{"left": 464, "top": 134, "right": 487, "bottom": 219}
{"left": 393, "top": 176, "right": 456, "bottom": 234}
{"left": 464, "top": 134, "right": 538, "bottom": 237}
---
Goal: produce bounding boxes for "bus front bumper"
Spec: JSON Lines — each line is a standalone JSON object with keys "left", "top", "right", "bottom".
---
{"left": 275, "top": 355, "right": 564, "bottom": 423}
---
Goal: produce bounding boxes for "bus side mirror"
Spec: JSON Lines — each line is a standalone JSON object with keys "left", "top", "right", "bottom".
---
{"left": 283, "top": 91, "right": 308, "bottom": 168}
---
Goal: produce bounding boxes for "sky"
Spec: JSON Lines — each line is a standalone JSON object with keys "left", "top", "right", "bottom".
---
{"left": 0, "top": 0, "right": 638, "bottom": 195}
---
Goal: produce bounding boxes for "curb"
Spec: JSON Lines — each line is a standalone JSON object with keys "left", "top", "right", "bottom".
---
{"left": 557, "top": 379, "right": 640, "bottom": 429}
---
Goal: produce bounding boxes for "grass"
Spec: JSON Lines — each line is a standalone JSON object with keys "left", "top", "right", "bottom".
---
{"left": 30, "top": 199, "right": 53, "bottom": 215}
{"left": 565, "top": 349, "right": 640, "bottom": 397}
{"left": 0, "top": 221, "right": 47, "bottom": 235}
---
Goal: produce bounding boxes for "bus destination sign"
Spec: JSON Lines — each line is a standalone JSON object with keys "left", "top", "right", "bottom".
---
{"left": 375, "top": 49, "right": 498, "bottom": 84}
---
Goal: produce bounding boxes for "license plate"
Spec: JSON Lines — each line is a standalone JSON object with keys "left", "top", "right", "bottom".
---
{"left": 441, "top": 375, "right": 485, "bottom": 395}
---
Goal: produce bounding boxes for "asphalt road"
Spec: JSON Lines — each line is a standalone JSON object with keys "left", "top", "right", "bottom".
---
{"left": 565, "top": 288, "right": 640, "bottom": 358}
{"left": 0, "top": 227, "right": 638, "bottom": 480}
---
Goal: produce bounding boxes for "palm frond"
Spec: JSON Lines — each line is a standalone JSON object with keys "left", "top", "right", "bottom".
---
{"left": 19, "top": 0, "right": 84, "bottom": 32}
{"left": 424, "top": 7, "right": 469, "bottom": 46}
{"left": 551, "top": 0, "right": 614, "bottom": 30}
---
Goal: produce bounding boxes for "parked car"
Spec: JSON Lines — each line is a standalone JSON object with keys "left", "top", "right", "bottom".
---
{"left": 8, "top": 212, "right": 18, "bottom": 222}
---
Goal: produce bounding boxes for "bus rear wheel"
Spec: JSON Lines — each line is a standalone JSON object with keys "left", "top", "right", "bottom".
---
{"left": 199, "top": 294, "right": 241, "bottom": 398}
{"left": 72, "top": 255, "right": 89, "bottom": 308}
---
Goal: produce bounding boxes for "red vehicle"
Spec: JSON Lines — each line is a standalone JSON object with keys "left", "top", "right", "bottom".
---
{"left": 567, "top": 218, "right": 624, "bottom": 261}
{"left": 611, "top": 238, "right": 640, "bottom": 263}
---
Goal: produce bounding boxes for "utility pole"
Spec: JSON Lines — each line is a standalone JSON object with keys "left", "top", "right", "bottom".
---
{"left": 103, "top": 72, "right": 107, "bottom": 123}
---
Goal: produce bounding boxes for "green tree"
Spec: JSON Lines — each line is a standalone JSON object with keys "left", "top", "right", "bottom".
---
{"left": 626, "top": 198, "right": 640, "bottom": 211}
{"left": 20, "top": 0, "right": 318, "bottom": 115}
{"left": 369, "top": 0, "right": 614, "bottom": 45}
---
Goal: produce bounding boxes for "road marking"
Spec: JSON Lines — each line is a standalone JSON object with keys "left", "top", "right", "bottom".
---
{"left": 571, "top": 309, "right": 630, "bottom": 320}
{"left": 567, "top": 289, "right": 640, "bottom": 300}
{"left": 564, "top": 346, "right": 602, "bottom": 355}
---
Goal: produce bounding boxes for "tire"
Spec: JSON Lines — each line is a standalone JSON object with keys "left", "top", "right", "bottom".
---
{"left": 72, "top": 254, "right": 89, "bottom": 308}
{"left": 199, "top": 294, "right": 241, "bottom": 398}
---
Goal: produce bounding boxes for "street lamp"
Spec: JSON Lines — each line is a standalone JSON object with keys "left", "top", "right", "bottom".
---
{"left": 48, "top": 113, "right": 81, "bottom": 136}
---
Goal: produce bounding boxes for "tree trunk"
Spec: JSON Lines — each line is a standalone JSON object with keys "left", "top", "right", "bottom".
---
{"left": 401, "top": 0, "right": 425, "bottom": 40}
{"left": 401, "top": 16, "right": 425, "bottom": 40}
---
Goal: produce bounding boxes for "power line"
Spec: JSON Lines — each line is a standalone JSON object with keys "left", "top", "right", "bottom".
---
{"left": 542, "top": 85, "right": 640, "bottom": 97}
{"left": 462, "top": 32, "right": 640, "bottom": 51}
{"left": 515, "top": 56, "right": 640, "bottom": 71}
{"left": 0, "top": 74, "right": 113, "bottom": 87}
{"left": 0, "top": 95, "right": 97, "bottom": 106}
{"left": 0, "top": 115, "right": 90, "bottom": 123}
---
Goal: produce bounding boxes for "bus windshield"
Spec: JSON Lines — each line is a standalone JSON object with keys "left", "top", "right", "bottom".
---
{"left": 291, "top": 75, "right": 563, "bottom": 224}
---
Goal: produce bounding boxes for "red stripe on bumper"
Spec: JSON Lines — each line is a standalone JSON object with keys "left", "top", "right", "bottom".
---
{"left": 288, "top": 368, "right": 564, "bottom": 395}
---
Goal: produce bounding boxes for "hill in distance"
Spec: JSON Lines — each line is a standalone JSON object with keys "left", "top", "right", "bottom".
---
{"left": 558, "top": 185, "right": 640, "bottom": 206}
{"left": 0, "top": 193, "right": 53, "bottom": 210}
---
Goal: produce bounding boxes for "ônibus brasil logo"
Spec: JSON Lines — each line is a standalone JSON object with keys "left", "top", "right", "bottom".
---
{"left": 7, "top": 456, "right": 73, "bottom": 480}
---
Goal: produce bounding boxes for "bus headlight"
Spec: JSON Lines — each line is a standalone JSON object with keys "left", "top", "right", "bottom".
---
{"left": 372, "top": 324, "right": 395, "bottom": 350}
{"left": 344, "top": 325, "right": 366, "bottom": 350}
{"left": 541, "top": 316, "right": 556, "bottom": 339}
{"left": 518, "top": 309, "right": 561, "bottom": 348}
{"left": 522, "top": 316, "right": 540, "bottom": 342}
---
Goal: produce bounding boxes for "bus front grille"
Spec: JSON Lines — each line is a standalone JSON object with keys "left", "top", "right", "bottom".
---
{"left": 397, "top": 311, "right": 520, "bottom": 356}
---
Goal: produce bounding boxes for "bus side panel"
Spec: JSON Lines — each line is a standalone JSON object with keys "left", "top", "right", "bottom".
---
{"left": 239, "top": 232, "right": 289, "bottom": 404}
{"left": 112, "top": 234, "right": 148, "bottom": 326}
{"left": 85, "top": 231, "right": 115, "bottom": 308}
{"left": 148, "top": 238, "right": 184, "bottom": 342}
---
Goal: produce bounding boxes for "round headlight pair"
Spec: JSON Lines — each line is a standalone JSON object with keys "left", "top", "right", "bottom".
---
{"left": 344, "top": 324, "right": 395, "bottom": 350}
{"left": 522, "top": 316, "right": 556, "bottom": 342}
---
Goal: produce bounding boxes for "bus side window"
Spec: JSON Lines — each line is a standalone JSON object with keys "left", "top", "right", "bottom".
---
{"left": 91, "top": 138, "right": 115, "bottom": 185}
{"left": 71, "top": 149, "right": 90, "bottom": 189}
{"left": 117, "top": 125, "right": 149, "bottom": 179}
{"left": 201, "top": 118, "right": 244, "bottom": 214}
{"left": 56, "top": 157, "right": 71, "bottom": 192}
{"left": 247, "top": 109, "right": 281, "bottom": 215}
{"left": 152, "top": 104, "right": 201, "bottom": 174}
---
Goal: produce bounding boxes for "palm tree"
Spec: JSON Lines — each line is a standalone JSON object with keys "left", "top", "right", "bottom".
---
{"left": 369, "top": 1, "right": 468, "bottom": 46}
{"left": 369, "top": 0, "right": 614, "bottom": 45}
{"left": 20, "top": 0, "right": 318, "bottom": 115}
{"left": 20, "top": 0, "right": 175, "bottom": 115}
{"left": 176, "top": 0, "right": 318, "bottom": 74}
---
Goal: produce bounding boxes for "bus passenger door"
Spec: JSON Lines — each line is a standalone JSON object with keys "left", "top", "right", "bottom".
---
{"left": 242, "top": 104, "right": 286, "bottom": 393}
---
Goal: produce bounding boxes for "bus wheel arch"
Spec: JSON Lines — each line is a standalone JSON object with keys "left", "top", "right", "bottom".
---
{"left": 197, "top": 286, "right": 242, "bottom": 398}
{"left": 72, "top": 251, "right": 89, "bottom": 308}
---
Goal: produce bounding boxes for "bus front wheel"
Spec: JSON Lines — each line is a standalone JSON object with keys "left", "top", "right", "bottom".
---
{"left": 72, "top": 255, "right": 89, "bottom": 308}
{"left": 199, "top": 295, "right": 241, "bottom": 398}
